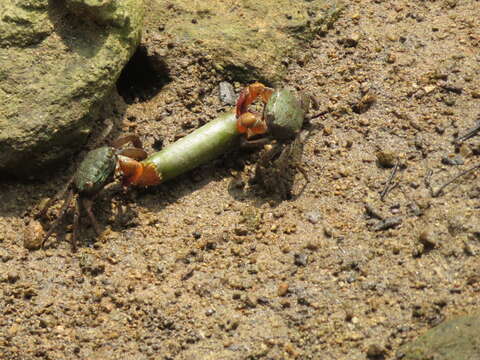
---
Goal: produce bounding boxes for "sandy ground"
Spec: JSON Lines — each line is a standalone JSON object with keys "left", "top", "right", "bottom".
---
{"left": 1, "top": 0, "right": 480, "bottom": 359}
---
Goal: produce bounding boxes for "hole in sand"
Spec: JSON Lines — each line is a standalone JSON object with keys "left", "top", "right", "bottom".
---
{"left": 116, "top": 45, "right": 170, "bottom": 104}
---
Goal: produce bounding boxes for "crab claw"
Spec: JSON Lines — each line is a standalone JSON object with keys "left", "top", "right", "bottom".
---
{"left": 118, "top": 156, "right": 162, "bottom": 187}
{"left": 235, "top": 82, "right": 273, "bottom": 117}
{"left": 236, "top": 112, "right": 268, "bottom": 138}
{"left": 235, "top": 82, "right": 273, "bottom": 138}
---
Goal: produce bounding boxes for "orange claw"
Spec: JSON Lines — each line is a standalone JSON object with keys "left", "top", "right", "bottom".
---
{"left": 118, "top": 156, "right": 162, "bottom": 187}
{"left": 236, "top": 112, "right": 268, "bottom": 138}
{"left": 235, "top": 82, "right": 273, "bottom": 138}
{"left": 235, "top": 82, "right": 273, "bottom": 117}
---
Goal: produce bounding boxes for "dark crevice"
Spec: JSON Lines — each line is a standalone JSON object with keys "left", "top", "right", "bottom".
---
{"left": 116, "top": 45, "right": 171, "bottom": 104}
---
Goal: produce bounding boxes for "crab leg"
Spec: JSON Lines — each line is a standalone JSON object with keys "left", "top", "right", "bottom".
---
{"left": 37, "top": 176, "right": 74, "bottom": 219}
{"left": 82, "top": 197, "right": 102, "bottom": 236}
{"left": 41, "top": 188, "right": 74, "bottom": 248}
{"left": 112, "top": 134, "right": 143, "bottom": 149}
{"left": 72, "top": 199, "right": 81, "bottom": 252}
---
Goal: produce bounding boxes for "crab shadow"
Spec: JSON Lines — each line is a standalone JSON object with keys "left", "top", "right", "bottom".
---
{"left": 227, "top": 168, "right": 307, "bottom": 209}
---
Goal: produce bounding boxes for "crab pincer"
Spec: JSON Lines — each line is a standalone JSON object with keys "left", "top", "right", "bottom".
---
{"left": 235, "top": 82, "right": 274, "bottom": 138}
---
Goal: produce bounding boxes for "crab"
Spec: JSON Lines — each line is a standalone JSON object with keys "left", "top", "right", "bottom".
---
{"left": 235, "top": 82, "right": 311, "bottom": 199}
{"left": 38, "top": 135, "right": 148, "bottom": 251}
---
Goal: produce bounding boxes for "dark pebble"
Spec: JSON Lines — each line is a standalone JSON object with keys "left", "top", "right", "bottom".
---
{"left": 257, "top": 296, "right": 270, "bottom": 305}
{"left": 7, "top": 272, "right": 19, "bottom": 283}
{"left": 338, "top": 33, "right": 360, "bottom": 47}
{"left": 373, "top": 216, "right": 402, "bottom": 231}
{"left": 294, "top": 253, "right": 308, "bottom": 266}
{"left": 367, "top": 343, "right": 386, "bottom": 358}
{"left": 297, "top": 297, "right": 311, "bottom": 306}
{"left": 364, "top": 203, "right": 384, "bottom": 220}
{"left": 441, "top": 155, "right": 464, "bottom": 166}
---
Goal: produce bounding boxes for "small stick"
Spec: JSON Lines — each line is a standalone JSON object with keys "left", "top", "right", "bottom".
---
{"left": 455, "top": 120, "right": 480, "bottom": 144}
{"left": 380, "top": 161, "right": 399, "bottom": 201}
{"left": 432, "top": 163, "right": 480, "bottom": 197}
{"left": 306, "top": 109, "right": 329, "bottom": 121}
{"left": 424, "top": 168, "right": 434, "bottom": 193}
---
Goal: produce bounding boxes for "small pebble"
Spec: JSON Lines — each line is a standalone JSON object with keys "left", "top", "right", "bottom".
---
{"left": 323, "top": 225, "right": 333, "bottom": 238}
{"left": 441, "top": 154, "right": 464, "bottom": 166}
{"left": 366, "top": 343, "right": 386, "bottom": 358}
{"left": 418, "top": 228, "right": 436, "bottom": 248}
{"left": 339, "top": 33, "right": 360, "bottom": 47}
{"left": 364, "top": 203, "right": 384, "bottom": 220}
{"left": 386, "top": 32, "right": 398, "bottom": 41}
{"left": 218, "top": 81, "right": 236, "bottom": 105}
{"left": 234, "top": 227, "right": 248, "bottom": 236}
{"left": 376, "top": 150, "right": 396, "bottom": 168}
{"left": 353, "top": 94, "right": 376, "bottom": 114}
{"left": 294, "top": 253, "right": 308, "bottom": 266}
{"left": 257, "top": 297, "right": 269, "bottom": 305}
{"left": 442, "top": 95, "right": 456, "bottom": 106}
{"left": 323, "top": 125, "right": 333, "bottom": 136}
{"left": 305, "top": 211, "right": 321, "bottom": 224}
{"left": 435, "top": 124, "right": 445, "bottom": 134}
{"left": 277, "top": 282, "right": 289, "bottom": 297}
{"left": 305, "top": 240, "right": 320, "bottom": 251}
{"left": 7, "top": 271, "right": 20, "bottom": 283}
{"left": 373, "top": 216, "right": 402, "bottom": 231}
{"left": 79, "top": 254, "right": 105, "bottom": 276}
{"left": 386, "top": 53, "right": 396, "bottom": 63}
{"left": 424, "top": 85, "right": 436, "bottom": 94}
{"left": 0, "top": 249, "right": 13, "bottom": 263}
{"left": 23, "top": 220, "right": 45, "bottom": 251}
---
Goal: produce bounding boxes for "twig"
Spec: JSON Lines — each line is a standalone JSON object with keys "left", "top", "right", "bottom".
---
{"left": 306, "top": 109, "right": 329, "bottom": 121}
{"left": 424, "top": 169, "right": 433, "bottom": 193}
{"left": 380, "top": 161, "right": 399, "bottom": 201}
{"left": 455, "top": 120, "right": 480, "bottom": 144}
{"left": 432, "top": 163, "right": 480, "bottom": 197}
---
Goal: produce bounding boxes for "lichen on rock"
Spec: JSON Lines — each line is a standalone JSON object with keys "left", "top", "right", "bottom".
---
{"left": 398, "top": 314, "right": 480, "bottom": 360}
{"left": 145, "top": 0, "right": 343, "bottom": 84}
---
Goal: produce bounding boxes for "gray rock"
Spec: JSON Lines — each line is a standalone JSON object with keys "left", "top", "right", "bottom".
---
{"left": 397, "top": 314, "right": 480, "bottom": 360}
{"left": 219, "top": 81, "right": 236, "bottom": 106}
{"left": 0, "top": 0, "right": 143, "bottom": 176}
